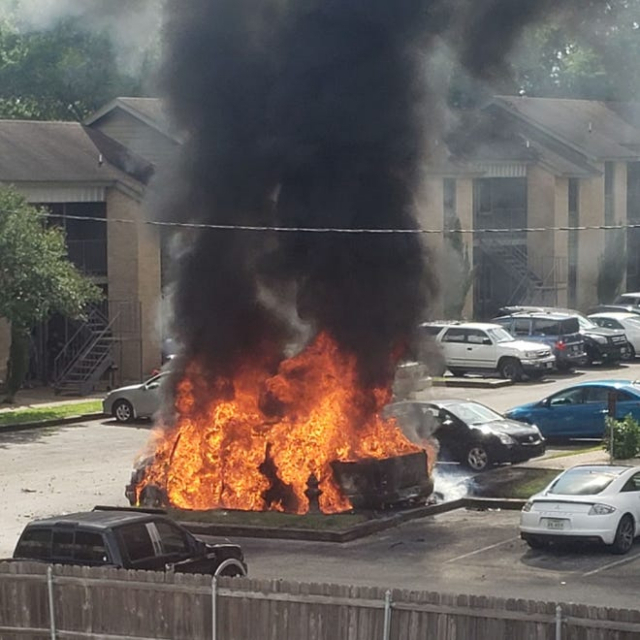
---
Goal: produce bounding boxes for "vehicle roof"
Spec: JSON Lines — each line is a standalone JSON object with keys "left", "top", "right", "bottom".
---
{"left": 566, "top": 379, "right": 640, "bottom": 391}
{"left": 562, "top": 464, "right": 633, "bottom": 474}
{"left": 589, "top": 312, "right": 639, "bottom": 320}
{"left": 496, "top": 311, "right": 576, "bottom": 320}
{"left": 618, "top": 292, "right": 640, "bottom": 297}
{"left": 24, "top": 509, "right": 163, "bottom": 531}
{"left": 436, "top": 322, "right": 505, "bottom": 330}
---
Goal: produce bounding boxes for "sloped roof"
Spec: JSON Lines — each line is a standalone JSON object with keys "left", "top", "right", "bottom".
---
{"left": 494, "top": 96, "right": 640, "bottom": 161}
{"left": 85, "top": 96, "right": 179, "bottom": 142}
{"left": 447, "top": 108, "right": 597, "bottom": 178}
{"left": 0, "top": 119, "right": 143, "bottom": 189}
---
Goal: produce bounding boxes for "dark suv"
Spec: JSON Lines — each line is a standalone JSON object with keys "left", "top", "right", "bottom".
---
{"left": 492, "top": 311, "right": 585, "bottom": 371}
{"left": 497, "top": 306, "right": 630, "bottom": 366}
{"left": 10, "top": 507, "right": 247, "bottom": 577}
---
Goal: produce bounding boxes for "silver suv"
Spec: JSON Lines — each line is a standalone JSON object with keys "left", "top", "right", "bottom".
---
{"left": 422, "top": 322, "right": 555, "bottom": 381}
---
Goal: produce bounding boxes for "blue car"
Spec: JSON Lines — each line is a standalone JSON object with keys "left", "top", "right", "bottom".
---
{"left": 505, "top": 380, "right": 640, "bottom": 439}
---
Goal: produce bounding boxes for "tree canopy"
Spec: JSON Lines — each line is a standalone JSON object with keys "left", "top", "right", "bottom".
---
{"left": 0, "top": 12, "right": 157, "bottom": 121}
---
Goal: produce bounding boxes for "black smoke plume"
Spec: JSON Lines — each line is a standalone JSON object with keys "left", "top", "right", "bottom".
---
{"left": 157, "top": 0, "right": 578, "bottom": 398}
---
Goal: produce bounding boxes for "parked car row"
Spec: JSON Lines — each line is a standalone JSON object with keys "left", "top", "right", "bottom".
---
{"left": 419, "top": 303, "right": 637, "bottom": 382}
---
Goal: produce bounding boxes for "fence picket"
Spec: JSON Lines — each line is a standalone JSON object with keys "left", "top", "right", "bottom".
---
{"left": 2, "top": 561, "right": 640, "bottom": 640}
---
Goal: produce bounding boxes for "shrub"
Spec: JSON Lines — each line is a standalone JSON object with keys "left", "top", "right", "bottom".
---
{"left": 604, "top": 415, "right": 640, "bottom": 460}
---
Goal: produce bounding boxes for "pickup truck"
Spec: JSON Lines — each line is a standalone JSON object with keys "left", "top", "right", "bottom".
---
{"left": 10, "top": 507, "right": 247, "bottom": 577}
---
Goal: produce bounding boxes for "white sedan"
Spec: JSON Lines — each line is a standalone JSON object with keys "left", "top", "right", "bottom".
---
{"left": 102, "top": 372, "right": 168, "bottom": 422}
{"left": 520, "top": 465, "right": 640, "bottom": 554}
{"left": 589, "top": 312, "right": 640, "bottom": 359}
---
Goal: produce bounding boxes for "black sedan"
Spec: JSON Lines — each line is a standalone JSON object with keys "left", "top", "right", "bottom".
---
{"left": 384, "top": 399, "right": 546, "bottom": 472}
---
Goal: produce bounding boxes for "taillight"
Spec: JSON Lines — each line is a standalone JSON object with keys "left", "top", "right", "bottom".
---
{"left": 555, "top": 340, "right": 566, "bottom": 351}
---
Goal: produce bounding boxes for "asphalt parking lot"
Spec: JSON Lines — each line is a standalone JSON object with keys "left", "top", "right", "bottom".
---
{"left": 238, "top": 507, "right": 640, "bottom": 609}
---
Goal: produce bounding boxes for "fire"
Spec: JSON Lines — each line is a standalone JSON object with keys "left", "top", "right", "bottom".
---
{"left": 135, "top": 332, "right": 432, "bottom": 514}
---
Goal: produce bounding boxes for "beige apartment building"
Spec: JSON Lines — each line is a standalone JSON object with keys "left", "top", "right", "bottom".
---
{"left": 1, "top": 95, "right": 639, "bottom": 391}
{"left": 423, "top": 96, "right": 640, "bottom": 319}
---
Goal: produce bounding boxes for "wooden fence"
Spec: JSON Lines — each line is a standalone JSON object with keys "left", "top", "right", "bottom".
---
{"left": 1, "top": 561, "right": 640, "bottom": 640}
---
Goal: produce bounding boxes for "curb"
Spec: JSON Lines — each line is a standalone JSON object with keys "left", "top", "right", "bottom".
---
{"left": 0, "top": 413, "right": 106, "bottom": 434}
{"left": 181, "top": 497, "right": 526, "bottom": 544}
{"left": 431, "top": 378, "right": 513, "bottom": 389}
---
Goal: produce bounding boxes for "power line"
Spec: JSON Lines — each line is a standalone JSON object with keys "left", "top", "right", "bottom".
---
{"left": 37, "top": 211, "right": 640, "bottom": 235}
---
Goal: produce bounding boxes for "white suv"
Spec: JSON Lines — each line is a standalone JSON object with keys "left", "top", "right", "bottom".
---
{"left": 421, "top": 322, "right": 556, "bottom": 381}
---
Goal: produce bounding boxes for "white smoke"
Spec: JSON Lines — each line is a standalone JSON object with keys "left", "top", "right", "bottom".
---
{"left": 1, "top": 0, "right": 162, "bottom": 74}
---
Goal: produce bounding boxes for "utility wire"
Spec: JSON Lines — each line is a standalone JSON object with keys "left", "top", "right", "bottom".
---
{"left": 37, "top": 211, "right": 640, "bottom": 235}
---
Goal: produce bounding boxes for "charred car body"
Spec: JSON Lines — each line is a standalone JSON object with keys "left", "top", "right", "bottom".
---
{"left": 10, "top": 507, "right": 247, "bottom": 577}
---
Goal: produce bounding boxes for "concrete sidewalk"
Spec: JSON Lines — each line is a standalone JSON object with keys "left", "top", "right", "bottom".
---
{"left": 0, "top": 386, "right": 104, "bottom": 413}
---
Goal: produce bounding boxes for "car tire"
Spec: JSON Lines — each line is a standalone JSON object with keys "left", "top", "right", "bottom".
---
{"left": 499, "top": 358, "right": 523, "bottom": 382}
{"left": 584, "top": 347, "right": 598, "bottom": 366}
{"left": 449, "top": 368, "right": 467, "bottom": 377}
{"left": 113, "top": 399, "right": 134, "bottom": 423}
{"left": 622, "top": 345, "right": 636, "bottom": 361}
{"left": 464, "top": 443, "right": 491, "bottom": 472}
{"left": 610, "top": 514, "right": 635, "bottom": 555}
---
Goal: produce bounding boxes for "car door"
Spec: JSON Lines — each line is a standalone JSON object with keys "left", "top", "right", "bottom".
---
{"left": 426, "top": 406, "right": 468, "bottom": 460}
{"left": 117, "top": 521, "right": 166, "bottom": 570}
{"left": 613, "top": 389, "right": 640, "bottom": 422}
{"left": 580, "top": 385, "right": 613, "bottom": 437}
{"left": 134, "top": 374, "right": 166, "bottom": 417}
{"left": 439, "top": 328, "right": 469, "bottom": 368}
{"left": 619, "top": 472, "right": 640, "bottom": 529}
{"left": 464, "top": 329, "right": 497, "bottom": 369}
{"left": 535, "top": 386, "right": 588, "bottom": 438}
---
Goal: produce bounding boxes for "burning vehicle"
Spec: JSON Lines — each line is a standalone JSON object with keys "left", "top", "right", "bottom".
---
{"left": 128, "top": 0, "right": 577, "bottom": 517}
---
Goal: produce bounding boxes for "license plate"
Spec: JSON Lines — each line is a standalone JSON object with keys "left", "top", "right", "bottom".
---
{"left": 544, "top": 518, "right": 566, "bottom": 530}
{"left": 546, "top": 362, "right": 553, "bottom": 369}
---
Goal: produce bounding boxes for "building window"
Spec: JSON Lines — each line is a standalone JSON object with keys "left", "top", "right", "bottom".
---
{"left": 46, "top": 202, "right": 107, "bottom": 277}
{"left": 443, "top": 178, "right": 457, "bottom": 230}
{"left": 568, "top": 179, "right": 579, "bottom": 308}
{"left": 605, "top": 162, "right": 615, "bottom": 225}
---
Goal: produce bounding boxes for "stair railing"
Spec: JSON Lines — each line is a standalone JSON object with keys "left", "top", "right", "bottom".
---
{"left": 54, "top": 310, "right": 121, "bottom": 389}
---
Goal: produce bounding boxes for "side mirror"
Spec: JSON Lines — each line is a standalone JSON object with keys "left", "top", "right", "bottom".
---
{"left": 482, "top": 338, "right": 492, "bottom": 346}
{"left": 541, "top": 398, "right": 551, "bottom": 408}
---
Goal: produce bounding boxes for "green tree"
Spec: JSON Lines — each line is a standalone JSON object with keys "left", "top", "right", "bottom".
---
{"left": 0, "top": 188, "right": 101, "bottom": 400}
{"left": 0, "top": 14, "right": 156, "bottom": 121}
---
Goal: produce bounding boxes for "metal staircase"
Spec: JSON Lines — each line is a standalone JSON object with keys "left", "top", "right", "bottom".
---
{"left": 478, "top": 238, "right": 561, "bottom": 308}
{"left": 53, "top": 307, "right": 118, "bottom": 396}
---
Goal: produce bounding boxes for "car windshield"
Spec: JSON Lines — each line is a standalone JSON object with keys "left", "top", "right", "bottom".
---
{"left": 547, "top": 468, "right": 623, "bottom": 495}
{"left": 446, "top": 402, "right": 503, "bottom": 425}
{"left": 625, "top": 316, "right": 640, "bottom": 328}
{"left": 486, "top": 327, "right": 513, "bottom": 343}
{"left": 577, "top": 315, "right": 597, "bottom": 330}
{"left": 617, "top": 295, "right": 640, "bottom": 305}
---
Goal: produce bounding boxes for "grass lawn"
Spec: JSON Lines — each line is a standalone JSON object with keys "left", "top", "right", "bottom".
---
{"left": 472, "top": 467, "right": 559, "bottom": 500}
{"left": 0, "top": 400, "right": 103, "bottom": 427}
{"left": 171, "top": 508, "right": 369, "bottom": 531}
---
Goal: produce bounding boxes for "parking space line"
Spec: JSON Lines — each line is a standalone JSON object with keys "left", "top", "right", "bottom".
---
{"left": 582, "top": 551, "right": 640, "bottom": 577}
{"left": 444, "top": 537, "right": 519, "bottom": 564}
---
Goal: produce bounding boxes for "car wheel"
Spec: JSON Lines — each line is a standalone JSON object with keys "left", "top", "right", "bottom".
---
{"left": 622, "top": 345, "right": 636, "bottom": 361}
{"left": 610, "top": 514, "right": 635, "bottom": 555}
{"left": 499, "top": 358, "right": 523, "bottom": 382}
{"left": 113, "top": 399, "right": 134, "bottom": 423}
{"left": 465, "top": 443, "right": 491, "bottom": 472}
{"left": 449, "top": 368, "right": 466, "bottom": 377}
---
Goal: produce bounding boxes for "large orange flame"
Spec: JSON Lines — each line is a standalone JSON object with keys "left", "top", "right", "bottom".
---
{"left": 135, "top": 332, "right": 432, "bottom": 514}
